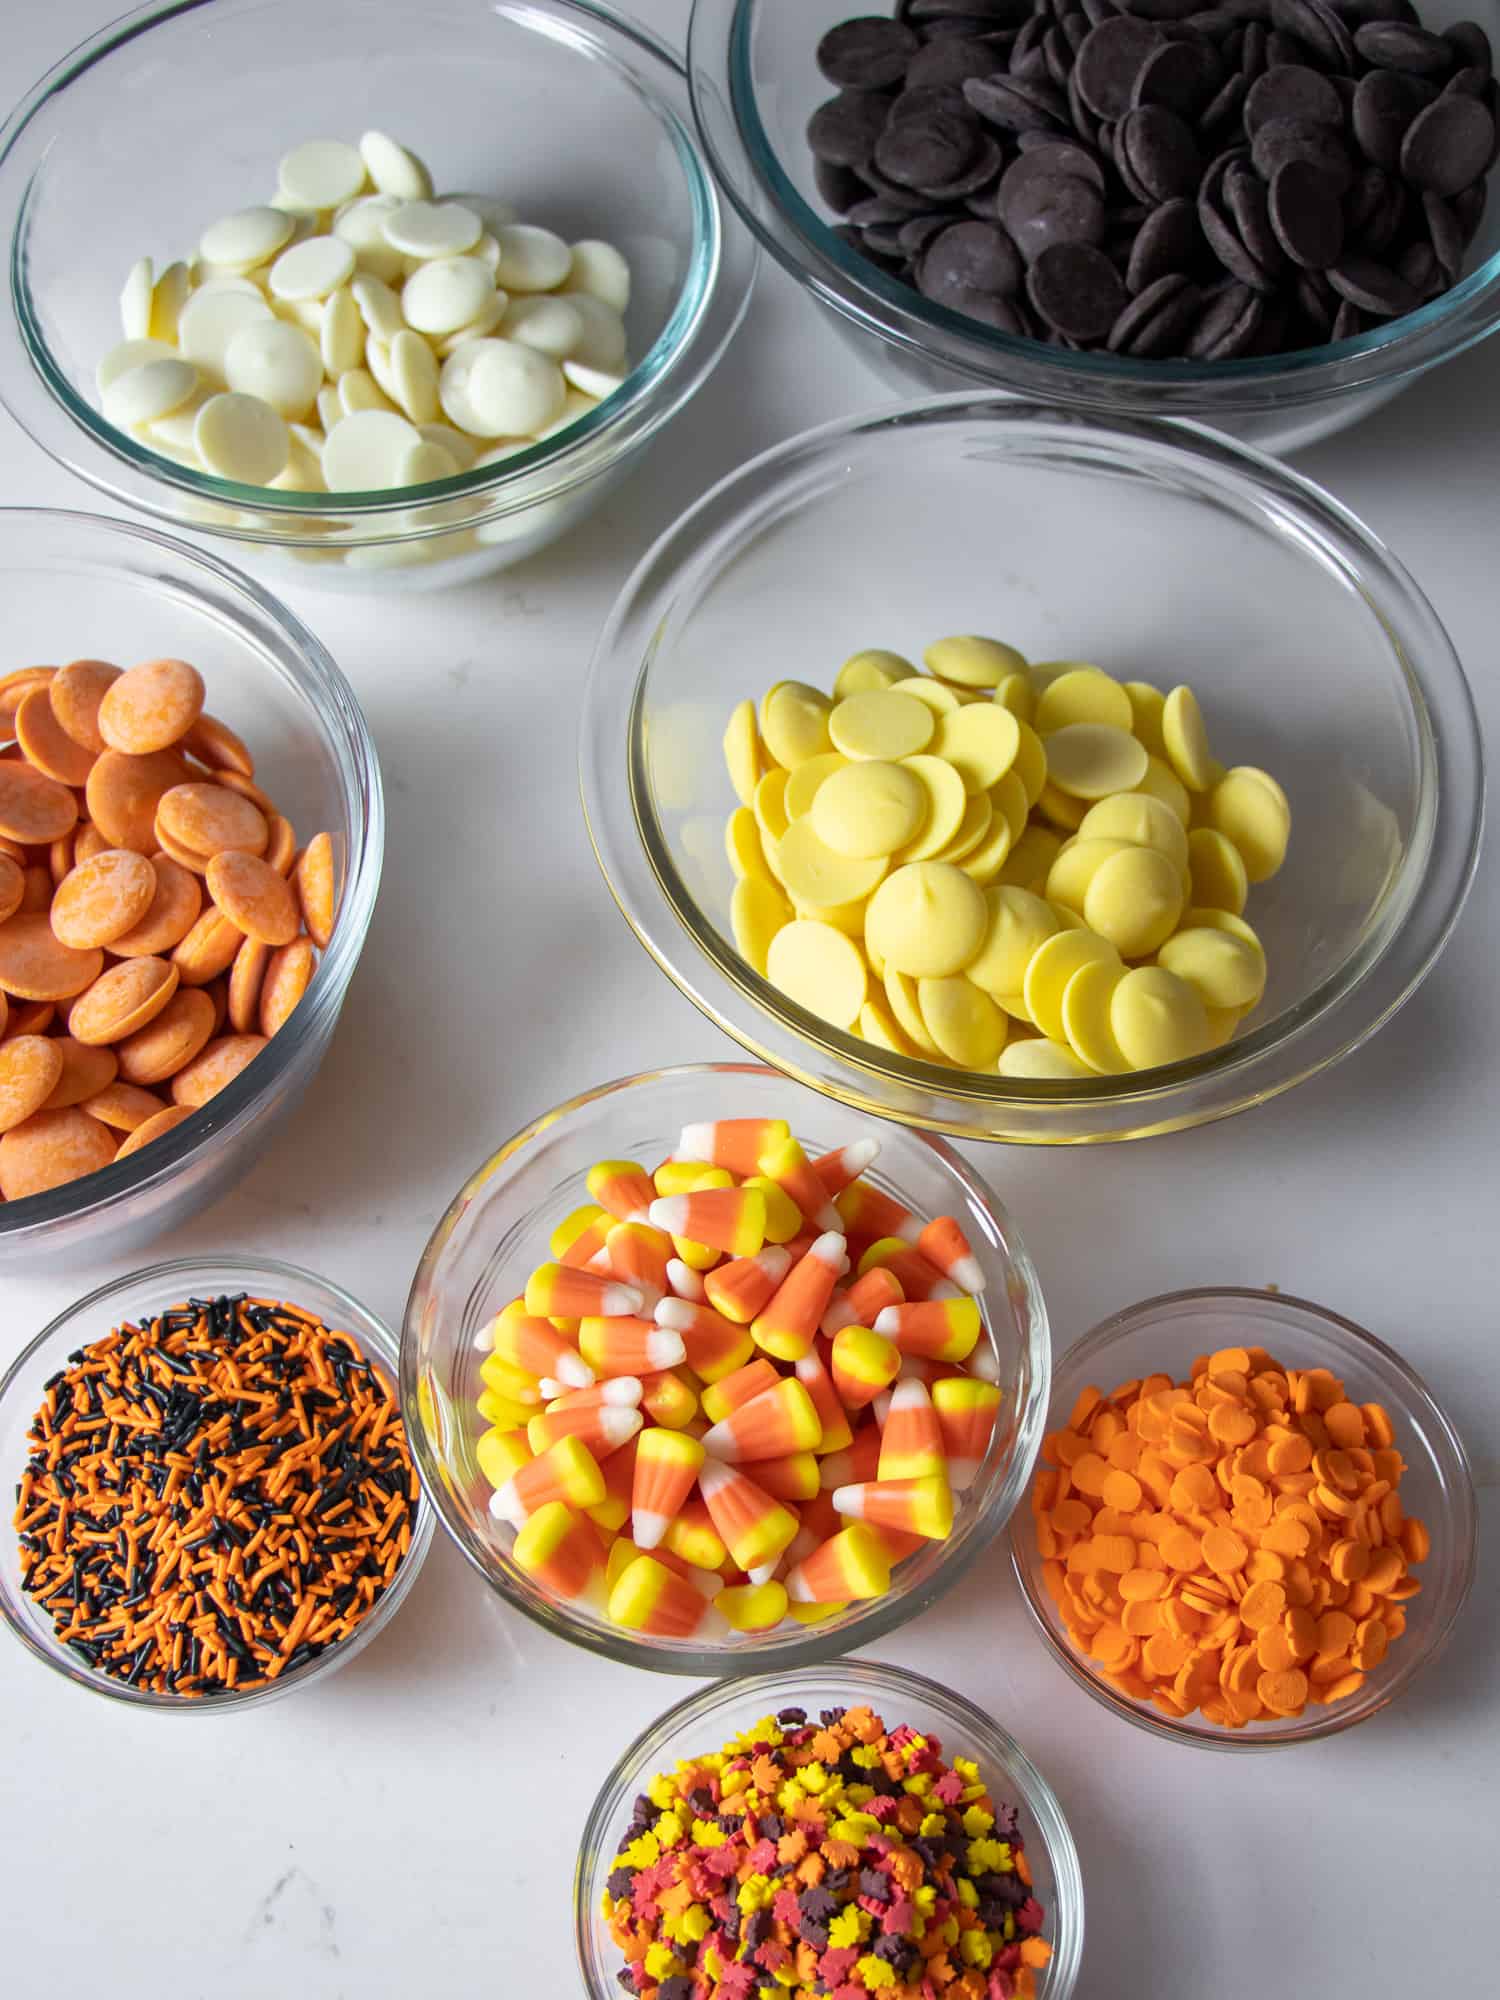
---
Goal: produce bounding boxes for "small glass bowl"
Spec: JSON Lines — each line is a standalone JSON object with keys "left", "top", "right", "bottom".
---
{"left": 0, "top": 1255, "right": 433, "bottom": 1710}
{"left": 686, "top": 0, "right": 1500, "bottom": 456}
{"left": 575, "top": 1656, "right": 1084, "bottom": 1999}
{"left": 0, "top": 509, "right": 382, "bottom": 1269}
{"left": 580, "top": 397, "right": 1483, "bottom": 1144}
{"left": 0, "top": 0, "right": 755, "bottom": 592}
{"left": 1009, "top": 1288, "right": 1478, "bottom": 1751}
{"left": 401, "top": 1062, "right": 1050, "bottom": 1674}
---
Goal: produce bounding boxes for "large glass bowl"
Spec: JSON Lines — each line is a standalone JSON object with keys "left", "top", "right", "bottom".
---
{"left": 687, "top": 0, "right": 1500, "bottom": 456}
{"left": 0, "top": 1255, "right": 434, "bottom": 1710}
{"left": 580, "top": 397, "right": 1483, "bottom": 1144}
{"left": 1010, "top": 1288, "right": 1477, "bottom": 1750}
{"left": 575, "top": 1657, "right": 1084, "bottom": 1999}
{"left": 401, "top": 1062, "right": 1050, "bottom": 1674}
{"left": 0, "top": 0, "right": 755, "bottom": 593}
{"left": 0, "top": 508, "right": 382, "bottom": 1268}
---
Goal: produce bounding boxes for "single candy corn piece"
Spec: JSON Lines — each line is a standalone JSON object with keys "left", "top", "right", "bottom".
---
{"left": 640, "top": 1370, "right": 698, "bottom": 1429}
{"left": 607, "top": 1554, "right": 725, "bottom": 1638}
{"left": 699, "top": 1458, "right": 800, "bottom": 1572}
{"left": 877, "top": 1376, "right": 948, "bottom": 1482}
{"left": 605, "top": 1220, "right": 672, "bottom": 1307}
{"left": 831, "top": 1325, "right": 901, "bottom": 1409}
{"left": 832, "top": 1473, "right": 955, "bottom": 1540}
{"left": 513, "top": 1501, "right": 606, "bottom": 1606}
{"left": 835, "top": 1178, "right": 921, "bottom": 1248}
{"left": 476, "top": 1390, "right": 535, "bottom": 1431}
{"left": 757, "top": 1134, "right": 842, "bottom": 1233}
{"left": 632, "top": 1427, "right": 706, "bottom": 1549}
{"left": 701, "top": 1377, "right": 822, "bottom": 1461}
{"left": 664, "top": 1168, "right": 735, "bottom": 1271}
{"left": 578, "top": 1314, "right": 685, "bottom": 1379}
{"left": 750, "top": 1450, "right": 821, "bottom": 1503}
{"left": 587, "top": 1432, "right": 637, "bottom": 1533}
{"left": 476, "top": 1426, "right": 532, "bottom": 1492}
{"left": 716, "top": 1579, "right": 790, "bottom": 1631}
{"left": 654, "top": 1297, "right": 755, "bottom": 1383}
{"left": 648, "top": 1186, "right": 767, "bottom": 1259}
{"left": 702, "top": 1244, "right": 792, "bottom": 1324}
{"left": 489, "top": 1434, "right": 606, "bottom": 1525}
{"left": 785, "top": 1522, "right": 891, "bottom": 1603}
{"left": 526, "top": 1399, "right": 642, "bottom": 1458}
{"left": 551, "top": 1203, "right": 612, "bottom": 1269}
{"left": 821, "top": 1264, "right": 905, "bottom": 1338}
{"left": 524, "top": 1263, "right": 643, "bottom": 1321}
{"left": 751, "top": 1230, "right": 848, "bottom": 1362}
{"left": 916, "top": 1214, "right": 986, "bottom": 1294}
{"left": 700, "top": 1358, "right": 781, "bottom": 1425}
{"left": 742, "top": 1175, "right": 803, "bottom": 1244}
{"left": 818, "top": 1423, "right": 884, "bottom": 1491}
{"left": 479, "top": 1352, "right": 543, "bottom": 1404}
{"left": 665, "top": 1257, "right": 705, "bottom": 1301}
{"left": 868, "top": 1521, "right": 928, "bottom": 1564}
{"left": 661, "top": 1497, "right": 729, "bottom": 1572}
{"left": 541, "top": 1377, "right": 642, "bottom": 1412}
{"left": 677, "top": 1117, "right": 791, "bottom": 1178}
{"left": 811, "top": 1137, "right": 880, "bottom": 1198}
{"left": 490, "top": 1301, "right": 594, "bottom": 1390}
{"left": 857, "top": 1239, "right": 958, "bottom": 1302}
{"left": 586, "top": 1158, "right": 656, "bottom": 1224}
{"left": 873, "top": 1297, "right": 982, "bottom": 1363}
{"left": 795, "top": 1345, "right": 855, "bottom": 1455}
{"left": 654, "top": 1158, "right": 719, "bottom": 1196}
{"left": 932, "top": 1377, "right": 1003, "bottom": 1491}
{"left": 787, "top": 1598, "right": 848, "bottom": 1625}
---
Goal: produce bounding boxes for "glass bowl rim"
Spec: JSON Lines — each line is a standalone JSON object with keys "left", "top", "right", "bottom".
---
{"left": 0, "top": 1250, "right": 435, "bottom": 1710}
{"left": 400, "top": 1058, "right": 1052, "bottom": 1674}
{"left": 579, "top": 393, "right": 1484, "bottom": 1142}
{"left": 0, "top": 0, "right": 727, "bottom": 524}
{"left": 0, "top": 503, "right": 384, "bottom": 1242}
{"left": 1007, "top": 1283, "right": 1479, "bottom": 1751}
{"left": 686, "top": 0, "right": 1500, "bottom": 398}
{"left": 572, "top": 1653, "right": 1086, "bottom": 2000}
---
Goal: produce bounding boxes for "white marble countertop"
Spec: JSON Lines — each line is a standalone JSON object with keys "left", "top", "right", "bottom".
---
{"left": 1, "top": 4, "right": 1495, "bottom": 1995}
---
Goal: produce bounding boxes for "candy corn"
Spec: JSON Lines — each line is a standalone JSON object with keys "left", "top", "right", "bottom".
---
{"left": 699, "top": 1459, "right": 800, "bottom": 1572}
{"left": 489, "top": 1434, "right": 605, "bottom": 1525}
{"left": 639, "top": 1370, "right": 698, "bottom": 1429}
{"left": 748, "top": 1450, "right": 821, "bottom": 1503}
{"left": 811, "top": 1137, "right": 880, "bottom": 1197}
{"left": 479, "top": 1351, "right": 543, "bottom": 1405}
{"left": 475, "top": 1426, "right": 532, "bottom": 1491}
{"left": 539, "top": 1377, "right": 642, "bottom": 1411}
{"left": 654, "top": 1158, "right": 719, "bottom": 1196}
{"left": 607, "top": 1554, "right": 725, "bottom": 1638}
{"left": 742, "top": 1175, "right": 803, "bottom": 1244}
{"left": 604, "top": 1220, "right": 672, "bottom": 1306}
{"left": 821, "top": 1265, "right": 904, "bottom": 1338}
{"left": 794, "top": 1345, "right": 854, "bottom": 1457}
{"left": 490, "top": 1301, "right": 594, "bottom": 1390}
{"left": 751, "top": 1230, "right": 848, "bottom": 1362}
{"left": 758, "top": 1134, "right": 842, "bottom": 1233}
{"left": 715, "top": 1580, "right": 790, "bottom": 1631}
{"left": 830, "top": 1325, "right": 901, "bottom": 1409}
{"left": 664, "top": 1257, "right": 705, "bottom": 1301}
{"left": 831, "top": 1474, "right": 954, "bottom": 1540}
{"left": 513, "top": 1501, "right": 606, "bottom": 1606}
{"left": 632, "top": 1428, "right": 706, "bottom": 1550}
{"left": 700, "top": 1358, "right": 781, "bottom": 1425}
{"left": 655, "top": 1298, "right": 755, "bottom": 1382}
{"left": 704, "top": 1244, "right": 792, "bottom": 1323}
{"left": 662, "top": 1497, "right": 729, "bottom": 1572}
{"left": 476, "top": 1390, "right": 535, "bottom": 1431}
{"left": 932, "top": 1376, "right": 1002, "bottom": 1491}
{"left": 874, "top": 1297, "right": 982, "bottom": 1363}
{"left": 784, "top": 1522, "right": 891, "bottom": 1603}
{"left": 818, "top": 1423, "right": 882, "bottom": 1492}
{"left": 579, "top": 1315, "right": 685, "bottom": 1379}
{"left": 524, "top": 1263, "right": 642, "bottom": 1321}
{"left": 677, "top": 1117, "right": 790, "bottom": 1178}
{"left": 586, "top": 1158, "right": 656, "bottom": 1224}
{"left": 648, "top": 1186, "right": 767, "bottom": 1258}
{"left": 916, "top": 1214, "right": 986, "bottom": 1293}
{"left": 877, "top": 1376, "right": 948, "bottom": 1482}
{"left": 587, "top": 1432, "right": 637, "bottom": 1533}
{"left": 526, "top": 1399, "right": 641, "bottom": 1458}
{"left": 835, "top": 1178, "right": 921, "bottom": 1247}
{"left": 858, "top": 1239, "right": 958, "bottom": 1302}
{"left": 700, "top": 1377, "right": 822, "bottom": 1461}
{"left": 607, "top": 1535, "right": 715, "bottom": 1593}
{"left": 551, "top": 1203, "right": 612, "bottom": 1269}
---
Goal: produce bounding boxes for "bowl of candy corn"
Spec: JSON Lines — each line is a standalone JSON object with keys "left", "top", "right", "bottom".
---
{"left": 575, "top": 1657, "right": 1084, "bottom": 1999}
{"left": 1009, "top": 1288, "right": 1477, "bottom": 1750}
{"left": 401, "top": 1062, "right": 1049, "bottom": 1673}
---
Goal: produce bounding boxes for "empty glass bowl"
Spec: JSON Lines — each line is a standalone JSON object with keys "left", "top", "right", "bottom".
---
{"left": 580, "top": 397, "right": 1483, "bottom": 1143}
{"left": 686, "top": 0, "right": 1500, "bottom": 454}
{"left": 401, "top": 1062, "right": 1049, "bottom": 1673}
{"left": 0, "top": 0, "right": 755, "bottom": 591}
{"left": 575, "top": 1657, "right": 1084, "bottom": 1999}
{"left": 1009, "top": 1288, "right": 1477, "bottom": 1750}
{"left": 0, "top": 1255, "right": 433, "bottom": 1709}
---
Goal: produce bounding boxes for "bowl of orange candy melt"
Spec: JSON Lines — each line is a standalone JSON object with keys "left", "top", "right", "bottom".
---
{"left": 402, "top": 1062, "right": 1050, "bottom": 1672}
{"left": 1010, "top": 1287, "right": 1477, "bottom": 1749}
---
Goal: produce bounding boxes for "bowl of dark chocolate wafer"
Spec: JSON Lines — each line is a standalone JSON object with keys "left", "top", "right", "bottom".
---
{"left": 688, "top": 0, "right": 1500, "bottom": 452}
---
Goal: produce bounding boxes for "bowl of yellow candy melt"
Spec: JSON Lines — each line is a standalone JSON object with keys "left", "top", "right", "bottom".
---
{"left": 582, "top": 398, "right": 1483, "bottom": 1145}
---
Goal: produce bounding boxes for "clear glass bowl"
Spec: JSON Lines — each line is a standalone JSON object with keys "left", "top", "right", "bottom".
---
{"left": 687, "top": 0, "right": 1500, "bottom": 456}
{"left": 580, "top": 398, "right": 1483, "bottom": 1144}
{"left": 0, "top": 0, "right": 755, "bottom": 593}
{"left": 401, "top": 1062, "right": 1050, "bottom": 1674}
{"left": 0, "top": 508, "right": 382, "bottom": 1268}
{"left": 0, "top": 1255, "right": 433, "bottom": 1710}
{"left": 575, "top": 1657, "right": 1084, "bottom": 1999}
{"left": 1009, "top": 1288, "right": 1477, "bottom": 1751}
